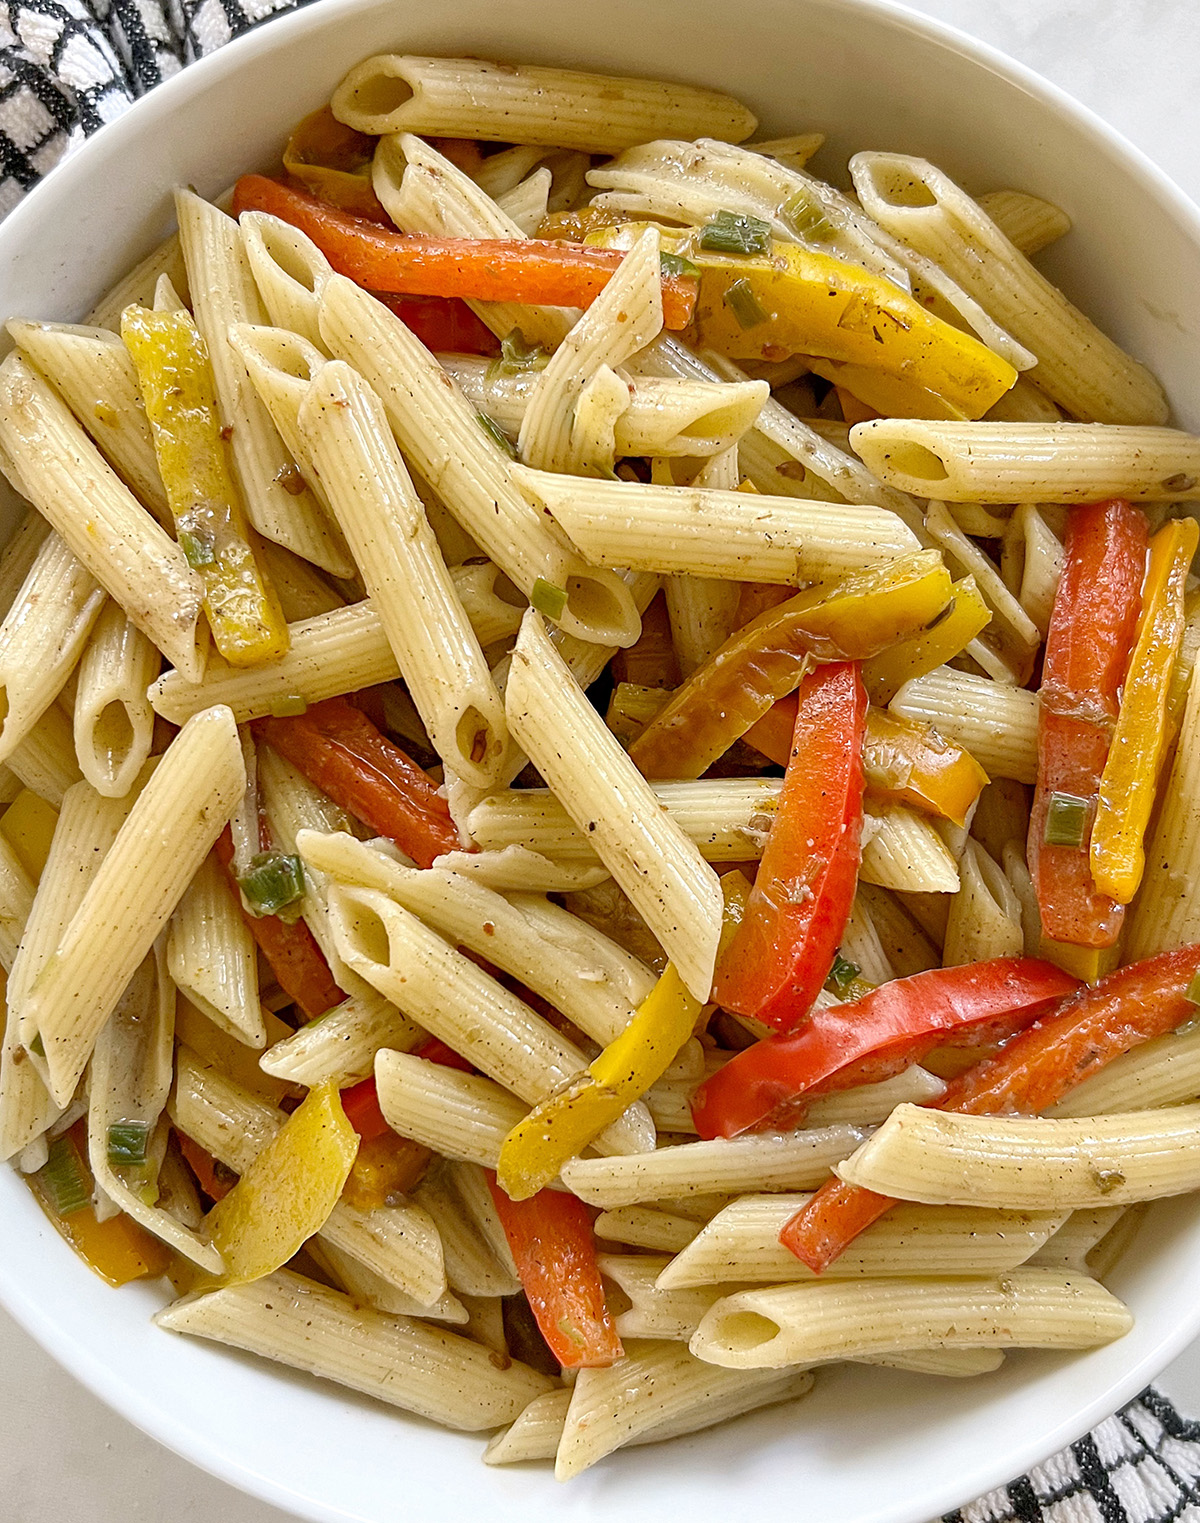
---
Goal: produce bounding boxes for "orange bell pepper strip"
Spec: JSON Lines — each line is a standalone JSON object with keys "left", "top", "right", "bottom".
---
{"left": 712, "top": 661, "right": 866, "bottom": 1032}
{"left": 214, "top": 826, "right": 345, "bottom": 1020}
{"left": 1091, "top": 516, "right": 1199, "bottom": 903}
{"left": 629, "top": 551, "right": 950, "bottom": 781}
{"left": 692, "top": 956, "right": 1077, "bottom": 1138}
{"left": 780, "top": 941, "right": 1200, "bottom": 1271}
{"left": 282, "top": 105, "right": 390, "bottom": 221}
{"left": 231, "top": 176, "right": 699, "bottom": 330}
{"left": 486, "top": 1173, "right": 623, "bottom": 1369}
{"left": 745, "top": 700, "right": 988, "bottom": 826}
{"left": 1028, "top": 499, "right": 1148, "bottom": 948}
{"left": 255, "top": 697, "right": 459, "bottom": 869}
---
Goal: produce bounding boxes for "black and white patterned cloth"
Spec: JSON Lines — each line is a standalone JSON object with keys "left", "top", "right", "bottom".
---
{"left": 0, "top": 3, "right": 1198, "bottom": 1519}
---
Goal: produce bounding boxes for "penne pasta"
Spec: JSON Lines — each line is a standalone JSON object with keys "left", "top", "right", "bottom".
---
{"left": 689, "top": 1269, "right": 1132, "bottom": 1369}
{"left": 259, "top": 986, "right": 424, "bottom": 1089}
{"left": 332, "top": 56, "right": 757, "bottom": 151}
{"left": 1026, "top": 1207, "right": 1126, "bottom": 1271}
{"left": 484, "top": 1389, "right": 574, "bottom": 1466}
{"left": 851, "top": 419, "right": 1200, "bottom": 504}
{"left": 166, "top": 851, "right": 264, "bottom": 1047}
{"left": 72, "top": 601, "right": 160, "bottom": 799}
{"left": 374, "top": 1048, "right": 528, "bottom": 1168}
{"left": 835, "top": 1101, "right": 1200, "bottom": 1210}
{"left": 86, "top": 232, "right": 190, "bottom": 333}
{"left": 859, "top": 804, "right": 961, "bottom": 895}
{"left": 156, "top": 1270, "right": 555, "bottom": 1430}
{"left": 9, "top": 700, "right": 85, "bottom": 807}
{"left": 594, "top": 1205, "right": 703, "bottom": 1254}
{"left": 976, "top": 189, "right": 1072, "bottom": 257}
{"left": 239, "top": 210, "right": 332, "bottom": 353}
{"left": 411, "top": 1160, "right": 521, "bottom": 1298}
{"left": 889, "top": 667, "right": 1039, "bottom": 784}
{"left": 942, "top": 839, "right": 1024, "bottom": 965}
{"left": 1048, "top": 1025, "right": 1200, "bottom": 1120}
{"left": 504, "top": 610, "right": 722, "bottom": 1001}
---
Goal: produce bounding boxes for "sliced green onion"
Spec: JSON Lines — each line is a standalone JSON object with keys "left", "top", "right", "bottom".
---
{"left": 824, "top": 952, "right": 862, "bottom": 998}
{"left": 723, "top": 278, "right": 769, "bottom": 329}
{"left": 477, "top": 410, "right": 517, "bottom": 457}
{"left": 1043, "top": 791, "right": 1092, "bottom": 849}
{"left": 531, "top": 577, "right": 569, "bottom": 621}
{"left": 238, "top": 850, "right": 306, "bottom": 917}
{"left": 660, "top": 251, "right": 700, "bottom": 280}
{"left": 495, "top": 328, "right": 550, "bottom": 377}
{"left": 779, "top": 190, "right": 832, "bottom": 241}
{"left": 107, "top": 1120, "right": 150, "bottom": 1167}
{"left": 698, "top": 210, "right": 772, "bottom": 256}
{"left": 38, "top": 1134, "right": 91, "bottom": 1217}
{"left": 178, "top": 528, "right": 216, "bottom": 568}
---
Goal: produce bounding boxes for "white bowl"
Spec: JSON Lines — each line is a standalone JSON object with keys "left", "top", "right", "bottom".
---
{"left": 3, "top": 1, "right": 1200, "bottom": 1520}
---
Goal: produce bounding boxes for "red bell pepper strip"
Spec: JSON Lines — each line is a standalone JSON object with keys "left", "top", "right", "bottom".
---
{"left": 339, "top": 1075, "right": 392, "bottom": 1144}
{"left": 176, "top": 1131, "right": 235, "bottom": 1203}
{"left": 692, "top": 957, "right": 1079, "bottom": 1139}
{"left": 214, "top": 826, "right": 345, "bottom": 1021}
{"left": 780, "top": 942, "right": 1200, "bottom": 1271}
{"left": 1029, "top": 499, "right": 1147, "bottom": 948}
{"left": 254, "top": 698, "right": 458, "bottom": 869}
{"left": 486, "top": 1173, "right": 623, "bottom": 1369}
{"left": 371, "top": 292, "right": 500, "bottom": 355}
{"left": 232, "top": 175, "right": 699, "bottom": 330}
{"left": 711, "top": 662, "right": 866, "bottom": 1032}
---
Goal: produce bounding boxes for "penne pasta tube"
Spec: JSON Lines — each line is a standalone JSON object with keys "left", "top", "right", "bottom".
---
{"left": 850, "top": 419, "right": 1200, "bottom": 504}
{"left": 1002, "top": 502, "right": 1064, "bottom": 638}
{"left": 72, "top": 601, "right": 160, "bottom": 798}
{"left": 554, "top": 1342, "right": 813, "bottom": 1479}
{"left": 594, "top": 1206, "right": 703, "bottom": 1254}
{"left": 1048, "top": 1025, "right": 1200, "bottom": 1120}
{"left": 299, "top": 830, "right": 649, "bottom": 1045}
{"left": 411, "top": 1160, "right": 522, "bottom": 1298}
{"left": 297, "top": 361, "right": 508, "bottom": 786}
{"left": 8, "top": 700, "right": 84, "bottom": 807}
{"left": 519, "top": 465, "right": 920, "bottom": 585}
{"left": 976, "top": 189, "right": 1072, "bottom": 257}
{"left": 448, "top": 561, "right": 525, "bottom": 649}
{"left": 174, "top": 190, "right": 355, "bottom": 578}
{"left": 689, "top": 1269, "right": 1132, "bottom": 1369}
{"left": 374, "top": 1048, "right": 528, "bottom": 1168}
{"left": 859, "top": 804, "right": 961, "bottom": 894}
{"left": 166, "top": 851, "right": 264, "bottom": 1047}
{"left": 657, "top": 1195, "right": 1065, "bottom": 1289}
{"left": 156, "top": 1269, "right": 555, "bottom": 1430}
{"left": 889, "top": 667, "right": 1039, "bottom": 784}
{"left": 257, "top": 539, "right": 343, "bottom": 623}
{"left": 441, "top": 354, "right": 768, "bottom": 460}
{"left": 1026, "top": 1207, "right": 1126, "bottom": 1271}
{"left": 86, "top": 232, "right": 190, "bottom": 332}
{"left": 0, "top": 836, "right": 33, "bottom": 973}
{"left": 838, "top": 895, "right": 895, "bottom": 987}
{"left": 309, "top": 1239, "right": 467, "bottom": 1324}
{"left": 560, "top": 1127, "right": 869, "bottom": 1209}
{"left": 431, "top": 845, "right": 612, "bottom": 895}
{"left": 259, "top": 986, "right": 425, "bottom": 1089}
{"left": 942, "top": 839, "right": 1024, "bottom": 965}
{"left": 331, "top": 55, "right": 757, "bottom": 151}
{"left": 505, "top": 610, "right": 722, "bottom": 1001}
{"left": 318, "top": 275, "right": 641, "bottom": 647}
{"left": 239, "top": 210, "right": 333, "bottom": 353}
{"left": 0, "top": 511, "right": 50, "bottom": 617}
{"left": 835, "top": 1101, "right": 1200, "bottom": 1209}
{"left": 7, "top": 319, "right": 169, "bottom": 521}
{"left": 170, "top": 1047, "right": 446, "bottom": 1301}
{"left": 25, "top": 705, "right": 244, "bottom": 1107}
{"left": 850, "top": 153, "right": 1167, "bottom": 425}
{"left": 0, "top": 353, "right": 205, "bottom": 682}
{"left": 496, "top": 167, "right": 552, "bottom": 235}
{"left": 0, "top": 532, "right": 106, "bottom": 765}
{"left": 603, "top": 1254, "right": 744, "bottom": 1340}
{"left": 854, "top": 883, "right": 942, "bottom": 977}
{"left": 1085, "top": 1202, "right": 1148, "bottom": 1282}
{"left": 329, "top": 884, "right": 652, "bottom": 1156}
{"left": 484, "top": 1388, "right": 573, "bottom": 1466}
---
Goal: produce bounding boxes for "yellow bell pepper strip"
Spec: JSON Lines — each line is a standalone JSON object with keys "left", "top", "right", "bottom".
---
{"left": 1091, "top": 515, "right": 1199, "bottom": 903}
{"left": 629, "top": 550, "right": 952, "bottom": 780}
{"left": 282, "top": 104, "right": 390, "bottom": 222}
{"left": 687, "top": 241, "right": 1018, "bottom": 421}
{"left": 745, "top": 699, "right": 988, "bottom": 825}
{"left": 497, "top": 963, "right": 702, "bottom": 1201}
{"left": 121, "top": 305, "right": 290, "bottom": 668}
{"left": 861, "top": 575, "right": 991, "bottom": 705}
{"left": 0, "top": 788, "right": 57, "bottom": 880}
{"left": 204, "top": 1080, "right": 358, "bottom": 1285}
{"left": 29, "top": 1120, "right": 172, "bottom": 1286}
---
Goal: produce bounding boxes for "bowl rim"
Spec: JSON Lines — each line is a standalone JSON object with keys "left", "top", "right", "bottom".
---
{"left": 3, "top": 1, "right": 1200, "bottom": 1519}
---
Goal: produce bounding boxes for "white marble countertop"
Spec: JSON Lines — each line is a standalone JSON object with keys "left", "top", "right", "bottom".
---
{"left": 4, "top": 3, "right": 1200, "bottom": 1519}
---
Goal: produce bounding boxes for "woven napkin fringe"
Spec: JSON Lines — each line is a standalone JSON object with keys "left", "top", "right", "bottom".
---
{"left": 0, "top": 1, "right": 1199, "bottom": 1520}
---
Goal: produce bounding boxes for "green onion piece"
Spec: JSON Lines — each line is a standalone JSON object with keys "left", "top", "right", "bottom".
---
{"left": 269, "top": 694, "right": 309, "bottom": 718}
{"left": 29, "top": 1031, "right": 44, "bottom": 1058}
{"left": 497, "top": 328, "right": 550, "bottom": 376}
{"left": 1184, "top": 972, "right": 1200, "bottom": 1007}
{"left": 107, "top": 1120, "right": 150, "bottom": 1167}
{"left": 178, "top": 528, "right": 216, "bottom": 568}
{"left": 723, "top": 278, "right": 769, "bottom": 329}
{"left": 1043, "top": 791, "right": 1092, "bottom": 849}
{"left": 39, "top": 1134, "right": 91, "bottom": 1217}
{"left": 779, "top": 190, "right": 832, "bottom": 241}
{"left": 660, "top": 251, "right": 700, "bottom": 280}
{"left": 238, "top": 850, "right": 306, "bottom": 917}
{"left": 698, "top": 210, "right": 772, "bottom": 256}
{"left": 477, "top": 411, "right": 517, "bottom": 457}
{"left": 824, "top": 952, "right": 861, "bottom": 998}
{"left": 531, "top": 578, "right": 569, "bottom": 621}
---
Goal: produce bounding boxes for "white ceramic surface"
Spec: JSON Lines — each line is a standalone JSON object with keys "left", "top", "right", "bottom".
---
{"left": 2, "top": 2, "right": 1200, "bottom": 1521}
